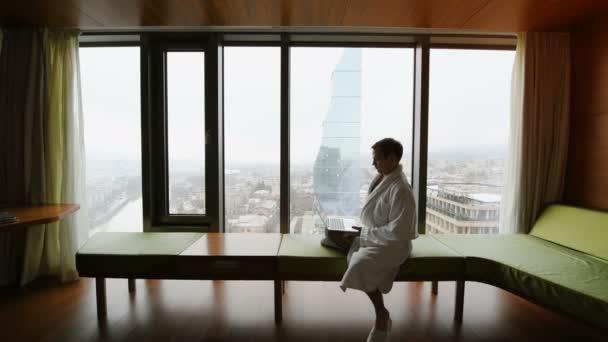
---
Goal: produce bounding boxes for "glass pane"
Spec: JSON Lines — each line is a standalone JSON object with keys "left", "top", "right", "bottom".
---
{"left": 290, "top": 47, "right": 414, "bottom": 235}
{"left": 80, "top": 47, "right": 142, "bottom": 235}
{"left": 427, "top": 49, "right": 515, "bottom": 234}
{"left": 167, "top": 52, "right": 206, "bottom": 215}
{"left": 224, "top": 47, "right": 280, "bottom": 233}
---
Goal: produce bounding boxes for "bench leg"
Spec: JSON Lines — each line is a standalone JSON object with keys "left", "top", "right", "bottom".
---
{"left": 128, "top": 278, "right": 136, "bottom": 293}
{"left": 454, "top": 280, "right": 465, "bottom": 323}
{"left": 96, "top": 277, "right": 107, "bottom": 319}
{"left": 274, "top": 280, "right": 283, "bottom": 324}
{"left": 282, "top": 280, "right": 286, "bottom": 295}
{"left": 431, "top": 280, "right": 438, "bottom": 295}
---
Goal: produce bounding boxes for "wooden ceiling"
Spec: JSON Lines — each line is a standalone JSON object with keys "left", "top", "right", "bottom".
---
{"left": 1, "top": 0, "right": 607, "bottom": 32}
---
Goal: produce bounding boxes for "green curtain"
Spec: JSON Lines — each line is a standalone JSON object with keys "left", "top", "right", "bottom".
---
{"left": 20, "top": 30, "right": 88, "bottom": 284}
{"left": 0, "top": 28, "right": 87, "bottom": 285}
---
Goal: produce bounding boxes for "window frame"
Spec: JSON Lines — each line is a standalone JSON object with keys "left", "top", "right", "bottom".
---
{"left": 80, "top": 31, "right": 516, "bottom": 235}
{"left": 424, "top": 45, "right": 516, "bottom": 234}
{"left": 145, "top": 34, "right": 221, "bottom": 232}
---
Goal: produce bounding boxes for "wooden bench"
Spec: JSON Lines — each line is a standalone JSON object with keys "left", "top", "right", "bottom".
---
{"left": 76, "top": 232, "right": 281, "bottom": 319}
{"left": 75, "top": 205, "right": 608, "bottom": 329}
{"left": 433, "top": 205, "right": 608, "bottom": 330}
{"left": 276, "top": 234, "right": 465, "bottom": 321}
{"left": 76, "top": 232, "right": 465, "bottom": 323}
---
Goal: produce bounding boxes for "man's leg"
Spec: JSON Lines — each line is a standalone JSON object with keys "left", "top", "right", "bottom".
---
{"left": 366, "top": 289, "right": 390, "bottom": 330}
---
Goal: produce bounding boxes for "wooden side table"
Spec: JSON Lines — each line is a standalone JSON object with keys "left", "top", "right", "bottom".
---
{"left": 0, "top": 204, "right": 80, "bottom": 229}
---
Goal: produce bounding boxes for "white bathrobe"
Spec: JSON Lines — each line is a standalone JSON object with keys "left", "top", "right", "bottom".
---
{"left": 340, "top": 164, "right": 417, "bottom": 294}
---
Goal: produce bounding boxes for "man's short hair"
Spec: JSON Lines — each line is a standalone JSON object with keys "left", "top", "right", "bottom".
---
{"left": 372, "top": 138, "right": 403, "bottom": 161}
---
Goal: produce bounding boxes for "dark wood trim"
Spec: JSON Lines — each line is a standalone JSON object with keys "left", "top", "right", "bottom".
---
{"left": 80, "top": 29, "right": 515, "bottom": 39}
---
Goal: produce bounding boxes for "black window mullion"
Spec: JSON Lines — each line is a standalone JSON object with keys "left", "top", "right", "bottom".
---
{"left": 140, "top": 35, "right": 153, "bottom": 232}
{"left": 279, "top": 34, "right": 291, "bottom": 234}
{"left": 205, "top": 34, "right": 222, "bottom": 233}
{"left": 413, "top": 37, "right": 430, "bottom": 235}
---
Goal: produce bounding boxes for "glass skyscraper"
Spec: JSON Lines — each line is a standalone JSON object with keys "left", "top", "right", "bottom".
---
{"left": 313, "top": 49, "right": 362, "bottom": 216}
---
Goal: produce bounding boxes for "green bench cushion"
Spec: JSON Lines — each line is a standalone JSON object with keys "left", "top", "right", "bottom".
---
{"left": 434, "top": 234, "right": 608, "bottom": 329}
{"left": 530, "top": 204, "right": 608, "bottom": 261}
{"left": 76, "top": 232, "right": 204, "bottom": 278}
{"left": 78, "top": 232, "right": 204, "bottom": 255}
{"left": 278, "top": 234, "right": 347, "bottom": 278}
{"left": 277, "top": 234, "right": 464, "bottom": 280}
{"left": 397, "top": 235, "right": 464, "bottom": 280}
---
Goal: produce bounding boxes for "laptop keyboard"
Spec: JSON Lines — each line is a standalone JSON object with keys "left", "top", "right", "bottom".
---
{"left": 328, "top": 218, "right": 345, "bottom": 230}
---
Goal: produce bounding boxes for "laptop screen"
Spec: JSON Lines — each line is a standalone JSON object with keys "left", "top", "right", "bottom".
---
{"left": 312, "top": 198, "right": 329, "bottom": 228}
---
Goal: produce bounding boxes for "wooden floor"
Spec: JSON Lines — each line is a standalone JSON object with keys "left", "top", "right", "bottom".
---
{"left": 0, "top": 279, "right": 605, "bottom": 341}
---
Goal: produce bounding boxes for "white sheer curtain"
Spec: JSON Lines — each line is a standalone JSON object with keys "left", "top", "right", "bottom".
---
{"left": 500, "top": 33, "right": 526, "bottom": 234}
{"left": 500, "top": 32, "right": 571, "bottom": 234}
{"left": 21, "top": 30, "right": 88, "bottom": 284}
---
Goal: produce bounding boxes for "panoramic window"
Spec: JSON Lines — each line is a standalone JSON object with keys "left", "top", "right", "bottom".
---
{"left": 224, "top": 46, "right": 280, "bottom": 233}
{"left": 426, "top": 49, "right": 515, "bottom": 234}
{"left": 166, "top": 51, "right": 206, "bottom": 215}
{"left": 80, "top": 47, "right": 142, "bottom": 235}
{"left": 290, "top": 47, "right": 414, "bottom": 235}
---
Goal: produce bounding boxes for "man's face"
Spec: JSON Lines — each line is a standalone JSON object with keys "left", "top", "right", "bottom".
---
{"left": 372, "top": 149, "right": 398, "bottom": 175}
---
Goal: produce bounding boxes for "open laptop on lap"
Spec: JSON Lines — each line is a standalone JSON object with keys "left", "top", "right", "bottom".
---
{"left": 314, "top": 200, "right": 360, "bottom": 234}
{"left": 326, "top": 216, "right": 359, "bottom": 233}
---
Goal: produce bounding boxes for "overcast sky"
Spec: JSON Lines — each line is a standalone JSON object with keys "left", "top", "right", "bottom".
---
{"left": 80, "top": 46, "right": 514, "bottom": 165}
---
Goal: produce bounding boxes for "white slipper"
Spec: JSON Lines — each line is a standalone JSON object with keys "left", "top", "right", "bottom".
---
{"left": 366, "top": 318, "right": 392, "bottom": 342}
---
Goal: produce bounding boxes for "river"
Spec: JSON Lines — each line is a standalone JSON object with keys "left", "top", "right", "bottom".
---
{"left": 90, "top": 197, "right": 143, "bottom": 234}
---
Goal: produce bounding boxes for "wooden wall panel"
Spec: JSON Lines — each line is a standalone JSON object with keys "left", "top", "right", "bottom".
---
{"left": 282, "top": 0, "right": 349, "bottom": 26}
{"left": 565, "top": 14, "right": 608, "bottom": 209}
{"left": 341, "top": 0, "right": 490, "bottom": 28}
{"left": 77, "top": 0, "right": 283, "bottom": 27}
{"left": 462, "top": 0, "right": 608, "bottom": 32}
{"left": 1, "top": 0, "right": 608, "bottom": 31}
{"left": 0, "top": 1, "right": 100, "bottom": 27}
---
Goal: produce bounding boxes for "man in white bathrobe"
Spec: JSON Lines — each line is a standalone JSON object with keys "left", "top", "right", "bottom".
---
{"left": 328, "top": 137, "right": 417, "bottom": 342}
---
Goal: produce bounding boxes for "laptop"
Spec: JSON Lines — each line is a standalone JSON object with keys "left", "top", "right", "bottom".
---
{"left": 314, "top": 200, "right": 360, "bottom": 233}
